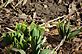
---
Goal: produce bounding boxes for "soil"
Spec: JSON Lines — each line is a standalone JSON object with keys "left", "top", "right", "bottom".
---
{"left": 0, "top": 0, "right": 82, "bottom": 54}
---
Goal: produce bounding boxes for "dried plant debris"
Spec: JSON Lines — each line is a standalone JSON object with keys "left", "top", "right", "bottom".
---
{"left": 0, "top": 0, "right": 82, "bottom": 54}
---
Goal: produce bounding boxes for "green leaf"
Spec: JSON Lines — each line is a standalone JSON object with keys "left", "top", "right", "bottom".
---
{"left": 30, "top": 22, "right": 36, "bottom": 31}
{"left": 32, "top": 28, "right": 39, "bottom": 37}
{"left": 20, "top": 34, "right": 24, "bottom": 47}
{"left": 62, "top": 21, "right": 65, "bottom": 35}
{"left": 40, "top": 49, "right": 51, "bottom": 54}
{"left": 39, "top": 27, "right": 45, "bottom": 36}
{"left": 29, "top": 22, "right": 45, "bottom": 54}
{"left": 3, "top": 33, "right": 12, "bottom": 45}
{"left": 15, "top": 23, "right": 21, "bottom": 31}
{"left": 40, "top": 49, "right": 54, "bottom": 54}
{"left": 67, "top": 28, "right": 81, "bottom": 39}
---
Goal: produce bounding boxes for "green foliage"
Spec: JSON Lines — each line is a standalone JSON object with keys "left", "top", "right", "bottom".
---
{"left": 15, "top": 21, "right": 28, "bottom": 36}
{"left": 3, "top": 31, "right": 28, "bottom": 50}
{"left": 40, "top": 49, "right": 55, "bottom": 54}
{"left": 2, "top": 21, "right": 50, "bottom": 54}
{"left": 3, "top": 21, "right": 29, "bottom": 50}
{"left": 30, "top": 22, "right": 45, "bottom": 54}
{"left": 57, "top": 20, "right": 81, "bottom": 39}
{"left": 57, "top": 20, "right": 70, "bottom": 39}
{"left": 2, "top": 20, "right": 81, "bottom": 54}
{"left": 67, "top": 27, "right": 81, "bottom": 39}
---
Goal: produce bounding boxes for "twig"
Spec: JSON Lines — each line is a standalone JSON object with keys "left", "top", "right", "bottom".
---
{"left": 40, "top": 15, "right": 66, "bottom": 26}
{"left": 40, "top": 9, "right": 78, "bottom": 28}
{"left": 5, "top": 27, "right": 15, "bottom": 32}
{"left": 47, "top": 15, "right": 66, "bottom": 23}
{"left": 55, "top": 36, "right": 66, "bottom": 51}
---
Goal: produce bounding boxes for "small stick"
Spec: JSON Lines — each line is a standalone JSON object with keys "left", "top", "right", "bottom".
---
{"left": 40, "top": 15, "right": 66, "bottom": 26}
{"left": 5, "top": 27, "right": 15, "bottom": 32}
{"left": 55, "top": 36, "right": 66, "bottom": 51}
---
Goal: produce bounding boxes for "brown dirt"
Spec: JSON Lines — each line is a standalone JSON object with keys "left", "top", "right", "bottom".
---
{"left": 0, "top": 0, "right": 82, "bottom": 54}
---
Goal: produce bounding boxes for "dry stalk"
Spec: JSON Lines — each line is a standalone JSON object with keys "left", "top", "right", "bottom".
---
{"left": 55, "top": 36, "right": 66, "bottom": 52}
{"left": 5, "top": 27, "right": 15, "bottom": 32}
{"left": 40, "top": 15, "right": 66, "bottom": 27}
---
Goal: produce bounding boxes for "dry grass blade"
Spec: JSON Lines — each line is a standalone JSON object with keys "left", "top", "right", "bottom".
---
{"left": 40, "top": 15, "right": 66, "bottom": 26}
{"left": 5, "top": 0, "right": 13, "bottom": 7}
{"left": 0, "top": 3, "right": 6, "bottom": 8}
{"left": 5, "top": 27, "right": 15, "bottom": 32}
{"left": 39, "top": 15, "right": 67, "bottom": 29}
{"left": 15, "top": 0, "right": 23, "bottom": 7}
{"left": 0, "top": 36, "right": 3, "bottom": 42}
{"left": 55, "top": 36, "right": 66, "bottom": 51}
{"left": 23, "top": 0, "right": 28, "bottom": 5}
{"left": 12, "top": 48, "right": 26, "bottom": 54}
